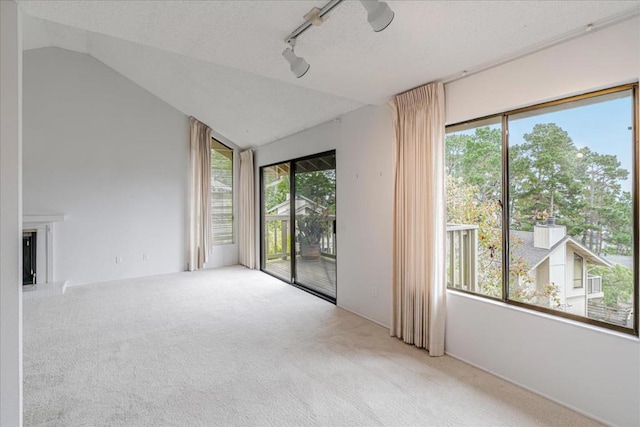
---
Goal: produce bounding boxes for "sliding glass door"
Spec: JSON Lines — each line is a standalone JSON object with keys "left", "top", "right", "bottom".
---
{"left": 293, "top": 153, "right": 337, "bottom": 298}
{"left": 261, "top": 151, "right": 337, "bottom": 302}
{"left": 262, "top": 162, "right": 291, "bottom": 282}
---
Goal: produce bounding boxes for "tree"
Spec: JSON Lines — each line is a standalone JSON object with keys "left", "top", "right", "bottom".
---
{"left": 509, "top": 123, "right": 583, "bottom": 232}
{"left": 591, "top": 264, "right": 633, "bottom": 307}
{"left": 446, "top": 176, "right": 502, "bottom": 297}
{"left": 295, "top": 169, "right": 336, "bottom": 213}
{"left": 606, "top": 192, "right": 633, "bottom": 255}
{"left": 445, "top": 126, "right": 502, "bottom": 203}
{"left": 446, "top": 176, "right": 537, "bottom": 298}
{"left": 576, "top": 150, "right": 630, "bottom": 253}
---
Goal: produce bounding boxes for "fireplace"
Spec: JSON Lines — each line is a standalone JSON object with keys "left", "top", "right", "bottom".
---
{"left": 23, "top": 230, "right": 37, "bottom": 285}
{"left": 22, "top": 214, "right": 67, "bottom": 285}
{"left": 22, "top": 214, "right": 68, "bottom": 299}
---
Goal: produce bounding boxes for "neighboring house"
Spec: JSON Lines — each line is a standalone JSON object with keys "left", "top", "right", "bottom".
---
{"left": 511, "top": 220, "right": 611, "bottom": 317}
{"left": 266, "top": 194, "right": 325, "bottom": 217}
{"left": 265, "top": 195, "right": 335, "bottom": 259}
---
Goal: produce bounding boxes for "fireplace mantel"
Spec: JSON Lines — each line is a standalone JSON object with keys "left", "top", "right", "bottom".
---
{"left": 23, "top": 214, "right": 67, "bottom": 225}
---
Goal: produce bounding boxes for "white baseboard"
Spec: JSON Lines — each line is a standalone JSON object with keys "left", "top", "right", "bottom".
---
{"left": 23, "top": 281, "right": 67, "bottom": 301}
{"left": 337, "top": 304, "right": 390, "bottom": 329}
{"left": 444, "top": 350, "right": 611, "bottom": 427}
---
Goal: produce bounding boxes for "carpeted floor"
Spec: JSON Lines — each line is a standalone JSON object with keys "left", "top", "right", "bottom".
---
{"left": 24, "top": 265, "right": 602, "bottom": 426}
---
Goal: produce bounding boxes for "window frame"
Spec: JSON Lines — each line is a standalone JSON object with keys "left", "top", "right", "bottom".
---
{"left": 210, "top": 137, "right": 234, "bottom": 246}
{"left": 446, "top": 83, "right": 639, "bottom": 336}
{"left": 573, "top": 253, "right": 584, "bottom": 289}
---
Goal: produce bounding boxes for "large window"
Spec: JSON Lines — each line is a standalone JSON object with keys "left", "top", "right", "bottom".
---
{"left": 446, "top": 84, "right": 638, "bottom": 334}
{"left": 445, "top": 117, "right": 503, "bottom": 298}
{"left": 211, "top": 139, "right": 233, "bottom": 245}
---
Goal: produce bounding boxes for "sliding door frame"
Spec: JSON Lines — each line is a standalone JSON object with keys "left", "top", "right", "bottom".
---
{"left": 259, "top": 150, "right": 337, "bottom": 304}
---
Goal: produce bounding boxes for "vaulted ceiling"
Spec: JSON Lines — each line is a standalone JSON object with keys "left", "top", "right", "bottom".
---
{"left": 19, "top": 1, "right": 640, "bottom": 148}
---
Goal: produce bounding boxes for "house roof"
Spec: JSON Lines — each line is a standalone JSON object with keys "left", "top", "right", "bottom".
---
{"left": 266, "top": 195, "right": 325, "bottom": 216}
{"left": 510, "top": 230, "right": 612, "bottom": 270}
{"left": 603, "top": 254, "right": 634, "bottom": 269}
{"left": 562, "top": 237, "right": 612, "bottom": 268}
{"left": 18, "top": 1, "right": 639, "bottom": 148}
{"left": 510, "top": 230, "right": 550, "bottom": 270}
{"left": 212, "top": 179, "right": 231, "bottom": 192}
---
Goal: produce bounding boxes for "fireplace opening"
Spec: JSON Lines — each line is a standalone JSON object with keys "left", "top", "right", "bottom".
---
{"left": 23, "top": 230, "right": 37, "bottom": 285}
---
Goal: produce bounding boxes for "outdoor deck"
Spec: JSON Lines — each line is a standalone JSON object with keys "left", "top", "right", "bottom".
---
{"left": 265, "top": 256, "right": 336, "bottom": 298}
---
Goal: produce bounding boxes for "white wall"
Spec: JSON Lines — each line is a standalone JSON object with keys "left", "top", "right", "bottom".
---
{"left": 445, "top": 17, "right": 639, "bottom": 125}
{"left": 1, "top": 1, "right": 23, "bottom": 424}
{"left": 446, "top": 294, "right": 639, "bottom": 425}
{"left": 255, "top": 16, "right": 639, "bottom": 427}
{"left": 254, "top": 107, "right": 394, "bottom": 326}
{"left": 23, "top": 47, "right": 190, "bottom": 286}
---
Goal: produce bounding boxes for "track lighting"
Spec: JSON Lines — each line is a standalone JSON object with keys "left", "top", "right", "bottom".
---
{"left": 282, "top": 0, "right": 395, "bottom": 78}
{"left": 359, "top": 0, "right": 394, "bottom": 32}
{"left": 282, "top": 39, "right": 310, "bottom": 79}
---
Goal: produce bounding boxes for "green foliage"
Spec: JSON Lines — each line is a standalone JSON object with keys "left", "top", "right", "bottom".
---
{"left": 445, "top": 126, "right": 501, "bottom": 203}
{"left": 265, "top": 220, "right": 290, "bottom": 256}
{"left": 296, "top": 209, "right": 327, "bottom": 245}
{"left": 211, "top": 149, "right": 232, "bottom": 186}
{"left": 577, "top": 150, "right": 630, "bottom": 253}
{"left": 509, "top": 123, "right": 583, "bottom": 231}
{"left": 447, "top": 176, "right": 534, "bottom": 298}
{"left": 511, "top": 282, "right": 562, "bottom": 309}
{"left": 446, "top": 176, "right": 502, "bottom": 296}
{"left": 265, "top": 176, "right": 290, "bottom": 211}
{"left": 294, "top": 170, "right": 335, "bottom": 245}
{"left": 295, "top": 170, "right": 336, "bottom": 214}
{"left": 591, "top": 264, "right": 633, "bottom": 306}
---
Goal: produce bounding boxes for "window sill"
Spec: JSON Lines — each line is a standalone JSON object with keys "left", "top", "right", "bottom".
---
{"left": 446, "top": 288, "right": 639, "bottom": 342}
{"left": 212, "top": 243, "right": 236, "bottom": 247}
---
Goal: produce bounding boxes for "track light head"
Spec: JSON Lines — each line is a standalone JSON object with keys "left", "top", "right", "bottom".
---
{"left": 359, "top": 0, "right": 394, "bottom": 32}
{"left": 282, "top": 40, "right": 310, "bottom": 78}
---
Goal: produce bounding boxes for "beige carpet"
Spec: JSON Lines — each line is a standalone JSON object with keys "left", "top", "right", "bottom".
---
{"left": 24, "top": 265, "right": 601, "bottom": 426}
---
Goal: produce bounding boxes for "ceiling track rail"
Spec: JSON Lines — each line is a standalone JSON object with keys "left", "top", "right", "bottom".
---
{"left": 284, "top": 0, "right": 345, "bottom": 44}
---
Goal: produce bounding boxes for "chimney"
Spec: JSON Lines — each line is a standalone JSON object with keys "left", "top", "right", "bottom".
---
{"left": 534, "top": 217, "right": 566, "bottom": 249}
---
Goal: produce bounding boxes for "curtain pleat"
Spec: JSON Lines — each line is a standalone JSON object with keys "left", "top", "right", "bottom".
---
{"left": 188, "top": 117, "right": 212, "bottom": 271}
{"left": 390, "top": 82, "right": 446, "bottom": 356}
{"left": 239, "top": 150, "right": 256, "bottom": 269}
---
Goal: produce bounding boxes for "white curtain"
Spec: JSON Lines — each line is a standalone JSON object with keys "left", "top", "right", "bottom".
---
{"left": 239, "top": 150, "right": 256, "bottom": 269}
{"left": 188, "top": 117, "right": 212, "bottom": 271}
{"left": 390, "top": 82, "right": 446, "bottom": 356}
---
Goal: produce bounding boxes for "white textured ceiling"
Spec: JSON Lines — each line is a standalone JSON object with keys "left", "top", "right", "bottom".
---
{"left": 19, "top": 1, "right": 640, "bottom": 148}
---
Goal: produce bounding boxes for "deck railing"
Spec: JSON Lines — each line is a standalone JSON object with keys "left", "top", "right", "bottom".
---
{"left": 264, "top": 215, "right": 336, "bottom": 260}
{"left": 446, "top": 224, "right": 479, "bottom": 292}
{"left": 587, "top": 275, "right": 603, "bottom": 294}
{"left": 587, "top": 300, "right": 632, "bottom": 327}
